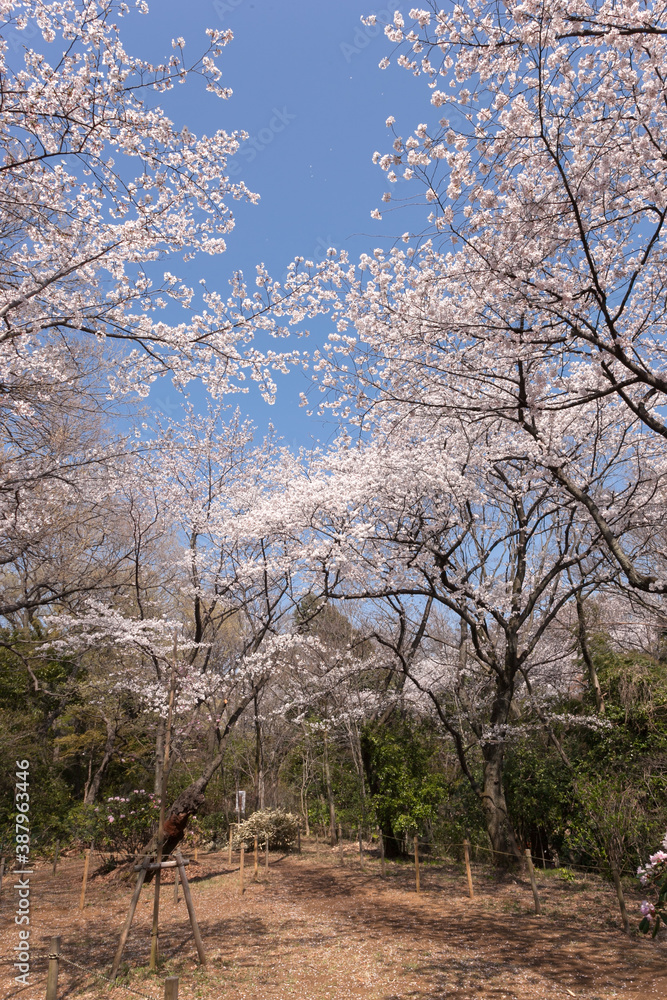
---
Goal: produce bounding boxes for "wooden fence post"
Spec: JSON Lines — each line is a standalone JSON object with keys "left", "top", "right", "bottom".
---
{"left": 164, "top": 976, "right": 179, "bottom": 1000}
{"left": 239, "top": 843, "right": 245, "bottom": 894}
{"left": 525, "top": 849, "right": 541, "bottom": 915}
{"left": 173, "top": 865, "right": 179, "bottom": 904}
{"left": 228, "top": 823, "right": 234, "bottom": 867}
{"left": 463, "top": 839, "right": 474, "bottom": 899}
{"left": 297, "top": 827, "right": 301, "bottom": 854}
{"left": 45, "top": 935, "right": 61, "bottom": 1000}
{"left": 338, "top": 823, "right": 344, "bottom": 865}
{"left": 253, "top": 836, "right": 258, "bottom": 879}
{"left": 358, "top": 828, "right": 364, "bottom": 867}
{"left": 414, "top": 835, "right": 420, "bottom": 894}
{"left": 0, "top": 855, "right": 5, "bottom": 897}
{"left": 609, "top": 857, "right": 630, "bottom": 934}
{"left": 52, "top": 841, "right": 60, "bottom": 877}
{"left": 79, "top": 844, "right": 92, "bottom": 910}
{"left": 378, "top": 829, "right": 385, "bottom": 878}
{"left": 265, "top": 836, "right": 269, "bottom": 872}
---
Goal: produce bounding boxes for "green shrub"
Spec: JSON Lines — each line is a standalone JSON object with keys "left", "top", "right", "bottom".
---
{"left": 69, "top": 789, "right": 159, "bottom": 855}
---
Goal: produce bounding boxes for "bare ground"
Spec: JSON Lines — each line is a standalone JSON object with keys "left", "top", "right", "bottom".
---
{"left": 1, "top": 841, "right": 665, "bottom": 1000}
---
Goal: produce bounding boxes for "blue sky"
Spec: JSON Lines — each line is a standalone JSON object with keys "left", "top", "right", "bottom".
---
{"left": 123, "top": 1, "right": 429, "bottom": 450}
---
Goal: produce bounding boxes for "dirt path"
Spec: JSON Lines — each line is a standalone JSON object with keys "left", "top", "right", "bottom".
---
{"left": 0, "top": 843, "right": 664, "bottom": 999}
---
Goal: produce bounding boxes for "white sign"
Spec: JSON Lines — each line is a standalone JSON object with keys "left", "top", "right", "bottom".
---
{"left": 235, "top": 790, "right": 246, "bottom": 816}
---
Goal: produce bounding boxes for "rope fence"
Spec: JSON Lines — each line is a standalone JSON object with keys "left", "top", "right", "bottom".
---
{"left": 331, "top": 830, "right": 638, "bottom": 930}
{"left": 45, "top": 937, "right": 180, "bottom": 1000}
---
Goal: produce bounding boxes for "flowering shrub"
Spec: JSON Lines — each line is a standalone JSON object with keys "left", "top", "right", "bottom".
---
{"left": 637, "top": 832, "right": 667, "bottom": 937}
{"left": 71, "top": 790, "right": 160, "bottom": 856}
{"left": 233, "top": 809, "right": 299, "bottom": 851}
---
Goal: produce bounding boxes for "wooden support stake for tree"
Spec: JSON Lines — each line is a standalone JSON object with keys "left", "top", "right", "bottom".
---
{"left": 79, "top": 845, "right": 92, "bottom": 910}
{"left": 253, "top": 836, "right": 258, "bottom": 879}
{"left": 609, "top": 857, "right": 630, "bottom": 934}
{"left": 239, "top": 843, "right": 245, "bottom": 894}
{"left": 174, "top": 850, "right": 206, "bottom": 965}
{"left": 228, "top": 823, "right": 234, "bottom": 867}
{"left": 525, "top": 849, "right": 541, "bottom": 915}
{"left": 463, "top": 839, "right": 474, "bottom": 899}
{"left": 194, "top": 843, "right": 198, "bottom": 863}
{"left": 164, "top": 976, "right": 179, "bottom": 1000}
{"left": 378, "top": 828, "right": 385, "bottom": 879}
{"left": 149, "top": 868, "right": 162, "bottom": 970}
{"left": 111, "top": 861, "right": 150, "bottom": 979}
{"left": 150, "top": 631, "right": 179, "bottom": 973}
{"left": 358, "top": 828, "right": 364, "bottom": 867}
{"left": 338, "top": 823, "right": 344, "bottom": 865}
{"left": 52, "top": 841, "right": 59, "bottom": 877}
{"left": 297, "top": 827, "right": 301, "bottom": 854}
{"left": 414, "top": 835, "right": 420, "bottom": 894}
{"left": 45, "top": 935, "right": 61, "bottom": 1000}
{"left": 173, "top": 865, "right": 179, "bottom": 904}
{"left": 265, "top": 836, "right": 269, "bottom": 872}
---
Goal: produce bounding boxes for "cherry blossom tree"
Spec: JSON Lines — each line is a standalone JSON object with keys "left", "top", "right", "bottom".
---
{"left": 241, "top": 409, "right": 620, "bottom": 860}
{"left": 0, "top": 0, "right": 302, "bottom": 624}
{"left": 271, "top": 0, "right": 667, "bottom": 596}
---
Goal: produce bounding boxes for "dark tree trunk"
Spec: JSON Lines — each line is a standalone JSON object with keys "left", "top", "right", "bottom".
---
{"left": 135, "top": 686, "right": 260, "bottom": 880}
{"left": 83, "top": 719, "right": 118, "bottom": 805}
{"left": 322, "top": 730, "right": 336, "bottom": 847}
{"left": 480, "top": 742, "right": 521, "bottom": 865}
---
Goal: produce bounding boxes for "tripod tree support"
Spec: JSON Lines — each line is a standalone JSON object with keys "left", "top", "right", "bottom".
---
{"left": 111, "top": 859, "right": 150, "bottom": 979}
{"left": 174, "top": 849, "right": 207, "bottom": 965}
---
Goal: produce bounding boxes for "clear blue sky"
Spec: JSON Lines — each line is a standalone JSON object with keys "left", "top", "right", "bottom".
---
{"left": 125, "top": 1, "right": 429, "bottom": 450}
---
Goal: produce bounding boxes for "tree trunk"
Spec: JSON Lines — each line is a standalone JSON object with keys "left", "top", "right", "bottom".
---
{"left": 254, "top": 694, "right": 265, "bottom": 810}
{"left": 83, "top": 719, "right": 117, "bottom": 805}
{"left": 154, "top": 714, "right": 166, "bottom": 796}
{"left": 480, "top": 742, "right": 521, "bottom": 865}
{"left": 135, "top": 685, "right": 260, "bottom": 879}
{"left": 576, "top": 594, "right": 605, "bottom": 713}
{"left": 322, "top": 730, "right": 336, "bottom": 847}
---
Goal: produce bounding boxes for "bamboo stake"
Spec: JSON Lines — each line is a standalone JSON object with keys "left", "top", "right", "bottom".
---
{"left": 111, "top": 861, "right": 149, "bottom": 979}
{"left": 463, "top": 838, "right": 474, "bottom": 899}
{"left": 378, "top": 828, "right": 385, "bottom": 878}
{"left": 239, "top": 843, "right": 245, "bottom": 894}
{"left": 174, "top": 850, "right": 206, "bottom": 965}
{"left": 525, "top": 849, "right": 541, "bottom": 915}
{"left": 79, "top": 845, "right": 92, "bottom": 910}
{"left": 414, "top": 835, "right": 420, "bottom": 894}
{"left": 253, "top": 835, "right": 258, "bottom": 879}
{"left": 45, "top": 935, "right": 61, "bottom": 1000}
{"left": 609, "top": 857, "right": 629, "bottom": 933}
